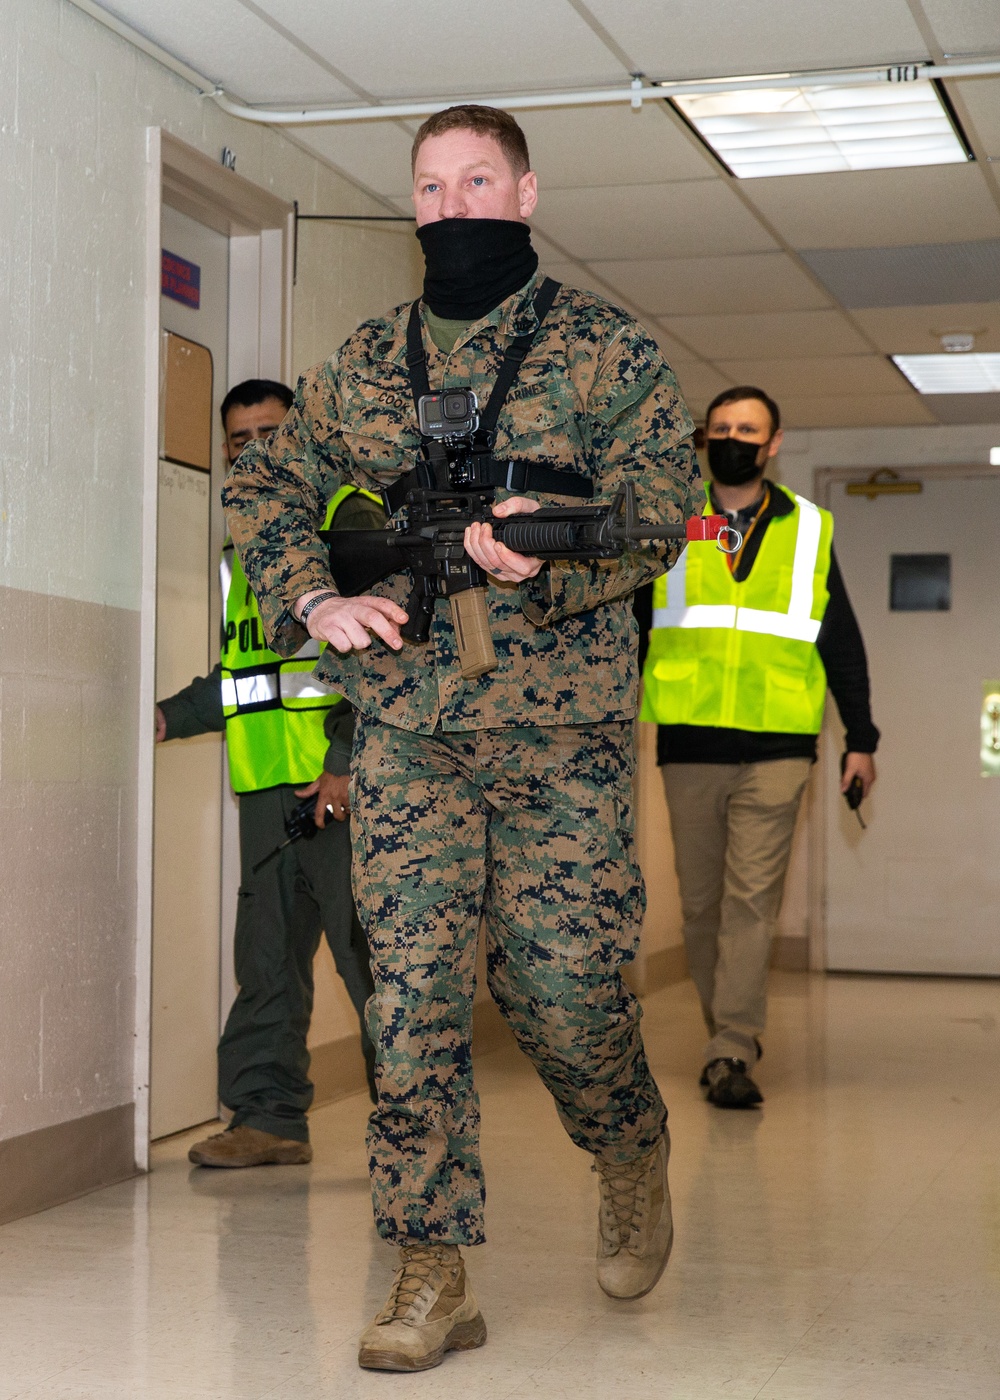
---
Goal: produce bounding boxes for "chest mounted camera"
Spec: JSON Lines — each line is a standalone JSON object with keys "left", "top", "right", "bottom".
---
{"left": 417, "top": 388, "right": 480, "bottom": 441}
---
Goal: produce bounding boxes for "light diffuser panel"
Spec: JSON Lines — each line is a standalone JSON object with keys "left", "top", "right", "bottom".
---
{"left": 892, "top": 354, "right": 1000, "bottom": 394}
{"left": 670, "top": 79, "right": 970, "bottom": 178}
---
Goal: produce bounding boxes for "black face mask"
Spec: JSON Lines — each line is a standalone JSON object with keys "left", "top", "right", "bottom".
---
{"left": 707, "top": 436, "right": 766, "bottom": 487}
{"left": 417, "top": 218, "right": 538, "bottom": 320}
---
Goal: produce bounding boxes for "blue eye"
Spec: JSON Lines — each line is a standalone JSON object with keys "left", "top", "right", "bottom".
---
{"left": 424, "top": 183, "right": 439, "bottom": 194}
{"left": 472, "top": 176, "right": 486, "bottom": 186}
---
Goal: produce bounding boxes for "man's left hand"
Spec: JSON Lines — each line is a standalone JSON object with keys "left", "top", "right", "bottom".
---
{"left": 294, "top": 771, "right": 350, "bottom": 828}
{"left": 841, "top": 752, "right": 876, "bottom": 799}
{"left": 465, "top": 496, "right": 544, "bottom": 583}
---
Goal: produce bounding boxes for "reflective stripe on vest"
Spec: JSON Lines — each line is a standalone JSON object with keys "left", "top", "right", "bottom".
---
{"left": 651, "top": 496, "right": 824, "bottom": 644}
{"left": 640, "top": 488, "right": 833, "bottom": 735}
{"left": 219, "top": 484, "right": 379, "bottom": 792}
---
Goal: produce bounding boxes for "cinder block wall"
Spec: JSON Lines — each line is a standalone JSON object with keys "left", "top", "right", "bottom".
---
{"left": 0, "top": 0, "right": 420, "bottom": 1218}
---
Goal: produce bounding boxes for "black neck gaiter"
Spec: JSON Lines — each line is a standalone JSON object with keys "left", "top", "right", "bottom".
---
{"left": 417, "top": 218, "right": 538, "bottom": 320}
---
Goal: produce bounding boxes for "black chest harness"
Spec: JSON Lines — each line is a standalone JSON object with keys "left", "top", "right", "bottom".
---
{"left": 380, "top": 277, "right": 594, "bottom": 516}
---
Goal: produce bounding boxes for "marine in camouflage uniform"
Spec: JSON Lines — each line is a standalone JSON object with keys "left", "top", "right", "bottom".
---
{"left": 224, "top": 271, "right": 701, "bottom": 1244}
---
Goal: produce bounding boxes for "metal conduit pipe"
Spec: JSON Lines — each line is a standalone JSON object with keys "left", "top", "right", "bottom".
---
{"left": 210, "top": 61, "right": 1000, "bottom": 126}
{"left": 65, "top": 3, "right": 1000, "bottom": 129}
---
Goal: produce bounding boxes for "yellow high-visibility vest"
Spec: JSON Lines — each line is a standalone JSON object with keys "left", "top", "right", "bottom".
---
{"left": 220, "top": 485, "right": 377, "bottom": 792}
{"left": 640, "top": 486, "right": 833, "bottom": 734}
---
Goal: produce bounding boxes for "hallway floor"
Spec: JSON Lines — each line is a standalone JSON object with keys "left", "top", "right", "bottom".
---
{"left": 2, "top": 971, "right": 999, "bottom": 1399}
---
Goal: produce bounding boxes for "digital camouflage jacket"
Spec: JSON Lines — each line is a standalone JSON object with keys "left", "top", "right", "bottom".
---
{"left": 223, "top": 271, "right": 701, "bottom": 734}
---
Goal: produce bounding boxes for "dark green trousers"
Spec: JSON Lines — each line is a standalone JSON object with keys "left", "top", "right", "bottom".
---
{"left": 219, "top": 785, "right": 376, "bottom": 1142}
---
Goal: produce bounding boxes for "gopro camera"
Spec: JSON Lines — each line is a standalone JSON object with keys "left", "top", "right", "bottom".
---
{"left": 417, "top": 388, "right": 479, "bottom": 440}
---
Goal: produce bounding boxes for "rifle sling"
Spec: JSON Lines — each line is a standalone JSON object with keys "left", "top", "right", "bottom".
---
{"left": 400, "top": 277, "right": 592, "bottom": 507}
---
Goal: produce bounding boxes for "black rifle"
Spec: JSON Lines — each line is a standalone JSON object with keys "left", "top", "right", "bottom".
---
{"left": 322, "top": 479, "right": 732, "bottom": 679}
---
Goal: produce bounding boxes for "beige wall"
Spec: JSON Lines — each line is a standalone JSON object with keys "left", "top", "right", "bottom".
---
{"left": 0, "top": 0, "right": 419, "bottom": 1193}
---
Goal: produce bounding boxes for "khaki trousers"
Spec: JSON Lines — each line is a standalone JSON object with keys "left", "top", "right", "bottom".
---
{"left": 661, "top": 759, "right": 811, "bottom": 1068}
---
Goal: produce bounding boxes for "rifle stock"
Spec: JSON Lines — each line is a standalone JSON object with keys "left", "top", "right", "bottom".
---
{"left": 322, "top": 529, "right": 400, "bottom": 596}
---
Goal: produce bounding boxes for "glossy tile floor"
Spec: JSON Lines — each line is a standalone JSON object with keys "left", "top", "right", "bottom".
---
{"left": 2, "top": 971, "right": 999, "bottom": 1399}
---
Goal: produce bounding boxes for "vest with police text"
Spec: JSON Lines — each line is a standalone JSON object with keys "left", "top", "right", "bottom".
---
{"left": 220, "top": 485, "right": 360, "bottom": 793}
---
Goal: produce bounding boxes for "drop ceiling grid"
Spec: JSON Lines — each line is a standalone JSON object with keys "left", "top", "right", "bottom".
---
{"left": 531, "top": 179, "right": 780, "bottom": 262}
{"left": 741, "top": 164, "right": 1000, "bottom": 251}
{"left": 238, "top": 0, "right": 626, "bottom": 99}
{"left": 516, "top": 104, "right": 718, "bottom": 190}
{"left": 954, "top": 78, "right": 1000, "bottom": 157}
{"left": 851, "top": 302, "right": 1000, "bottom": 353}
{"left": 100, "top": 0, "right": 359, "bottom": 102}
{"left": 913, "top": 0, "right": 1000, "bottom": 57}
{"left": 94, "top": 0, "right": 1000, "bottom": 429}
{"left": 589, "top": 252, "right": 832, "bottom": 317}
{"left": 580, "top": 0, "right": 930, "bottom": 78}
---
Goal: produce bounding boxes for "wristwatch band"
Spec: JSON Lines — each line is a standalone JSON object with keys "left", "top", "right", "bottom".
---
{"left": 298, "top": 591, "right": 338, "bottom": 625}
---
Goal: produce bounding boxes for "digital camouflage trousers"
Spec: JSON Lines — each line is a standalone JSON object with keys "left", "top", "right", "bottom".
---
{"left": 350, "top": 716, "right": 667, "bottom": 1245}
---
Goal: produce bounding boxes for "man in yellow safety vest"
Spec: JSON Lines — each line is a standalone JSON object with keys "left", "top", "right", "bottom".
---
{"left": 638, "top": 385, "right": 878, "bottom": 1109}
{"left": 156, "top": 380, "right": 382, "bottom": 1166}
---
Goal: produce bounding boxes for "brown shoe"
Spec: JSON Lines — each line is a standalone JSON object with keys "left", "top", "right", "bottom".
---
{"left": 594, "top": 1135, "right": 673, "bottom": 1299}
{"left": 358, "top": 1243, "right": 487, "bottom": 1372}
{"left": 187, "top": 1125, "right": 312, "bottom": 1168}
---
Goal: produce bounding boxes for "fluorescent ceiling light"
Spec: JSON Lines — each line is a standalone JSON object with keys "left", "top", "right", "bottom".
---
{"left": 892, "top": 354, "right": 1000, "bottom": 394}
{"left": 671, "top": 79, "right": 970, "bottom": 178}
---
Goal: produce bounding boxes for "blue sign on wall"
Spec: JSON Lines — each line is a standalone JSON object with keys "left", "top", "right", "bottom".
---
{"left": 161, "top": 249, "right": 201, "bottom": 309}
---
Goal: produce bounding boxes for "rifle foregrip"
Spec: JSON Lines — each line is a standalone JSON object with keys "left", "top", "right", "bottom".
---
{"left": 451, "top": 588, "right": 497, "bottom": 679}
{"left": 496, "top": 520, "right": 580, "bottom": 556}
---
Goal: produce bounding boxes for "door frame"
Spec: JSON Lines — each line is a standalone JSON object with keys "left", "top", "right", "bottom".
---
{"left": 135, "top": 130, "right": 294, "bottom": 1168}
{"left": 807, "top": 461, "right": 998, "bottom": 972}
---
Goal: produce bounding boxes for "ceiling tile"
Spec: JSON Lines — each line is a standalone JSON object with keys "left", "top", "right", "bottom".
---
{"left": 100, "top": 0, "right": 358, "bottom": 103}
{"left": 646, "top": 326, "right": 703, "bottom": 366}
{"left": 712, "top": 355, "right": 908, "bottom": 398}
{"left": 780, "top": 394, "right": 937, "bottom": 428}
{"left": 535, "top": 260, "right": 702, "bottom": 365}
{"left": 673, "top": 363, "right": 735, "bottom": 416}
{"left": 851, "top": 302, "right": 1000, "bottom": 353}
{"left": 583, "top": 0, "right": 928, "bottom": 78}
{"left": 592, "top": 252, "right": 829, "bottom": 317}
{"left": 662, "top": 310, "right": 873, "bottom": 359}
{"left": 517, "top": 103, "right": 714, "bottom": 189}
{"left": 293, "top": 124, "right": 416, "bottom": 199}
{"left": 954, "top": 78, "right": 1000, "bottom": 159}
{"left": 742, "top": 164, "right": 1000, "bottom": 250}
{"left": 918, "top": 0, "right": 1000, "bottom": 57}
{"left": 801, "top": 240, "right": 1000, "bottom": 309}
{"left": 247, "top": 0, "right": 623, "bottom": 99}
{"left": 924, "top": 392, "right": 1000, "bottom": 424}
{"left": 533, "top": 180, "right": 777, "bottom": 261}
{"left": 539, "top": 258, "right": 630, "bottom": 302}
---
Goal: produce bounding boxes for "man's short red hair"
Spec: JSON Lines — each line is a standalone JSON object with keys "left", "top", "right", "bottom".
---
{"left": 411, "top": 104, "right": 531, "bottom": 178}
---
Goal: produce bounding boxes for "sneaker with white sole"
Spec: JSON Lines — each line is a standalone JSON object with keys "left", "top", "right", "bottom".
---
{"left": 357, "top": 1242, "right": 487, "bottom": 1372}
{"left": 594, "top": 1135, "right": 673, "bottom": 1299}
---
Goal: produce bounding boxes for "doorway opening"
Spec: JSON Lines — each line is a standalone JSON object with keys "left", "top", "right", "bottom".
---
{"left": 136, "top": 131, "right": 294, "bottom": 1166}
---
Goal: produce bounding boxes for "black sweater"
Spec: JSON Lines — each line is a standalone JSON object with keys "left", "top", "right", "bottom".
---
{"left": 634, "top": 482, "right": 879, "bottom": 765}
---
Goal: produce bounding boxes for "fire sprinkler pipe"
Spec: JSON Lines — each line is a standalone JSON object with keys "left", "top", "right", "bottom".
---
{"left": 209, "top": 60, "right": 1000, "bottom": 126}
{"left": 65, "top": 2, "right": 1000, "bottom": 129}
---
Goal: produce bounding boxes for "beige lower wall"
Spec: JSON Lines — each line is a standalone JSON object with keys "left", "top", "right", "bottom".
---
{"left": 0, "top": 1103, "right": 135, "bottom": 1226}
{"left": 0, "top": 585, "right": 139, "bottom": 1147}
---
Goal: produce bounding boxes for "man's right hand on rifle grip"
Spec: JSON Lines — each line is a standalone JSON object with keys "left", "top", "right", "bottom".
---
{"left": 295, "top": 591, "right": 408, "bottom": 653}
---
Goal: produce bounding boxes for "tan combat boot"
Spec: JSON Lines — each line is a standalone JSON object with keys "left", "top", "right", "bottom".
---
{"left": 187, "top": 1125, "right": 312, "bottom": 1167}
{"left": 358, "top": 1243, "right": 486, "bottom": 1372}
{"left": 594, "top": 1135, "right": 673, "bottom": 1299}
